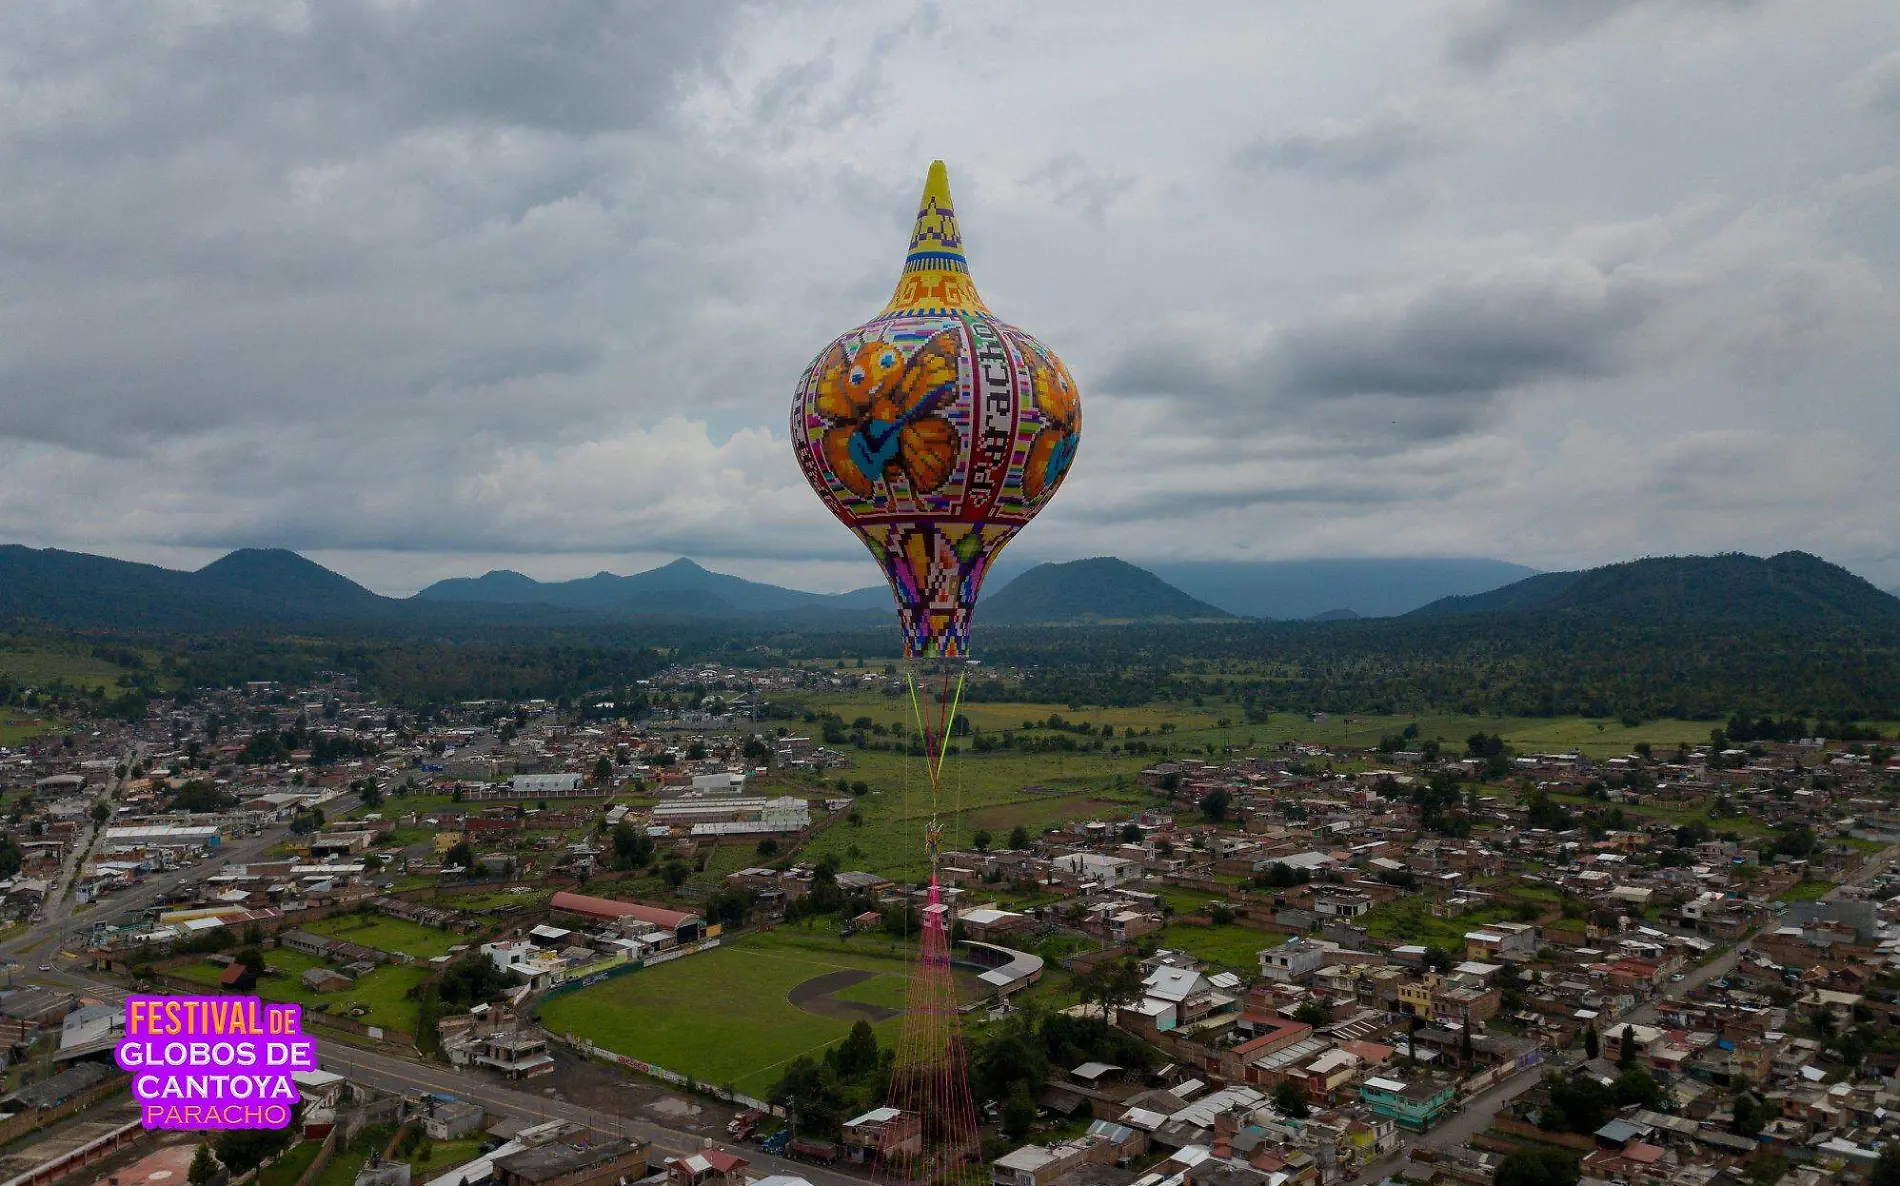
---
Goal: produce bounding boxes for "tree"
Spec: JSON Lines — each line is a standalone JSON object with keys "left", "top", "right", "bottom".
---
{"left": 828, "top": 1020, "right": 880, "bottom": 1079}
{"left": 1294, "top": 1000, "right": 1327, "bottom": 1027}
{"left": 1618, "top": 1024, "right": 1637, "bottom": 1069}
{"left": 612, "top": 822, "right": 654, "bottom": 869}
{"left": 443, "top": 841, "right": 474, "bottom": 871}
{"left": 1001, "top": 1083, "right": 1038, "bottom": 1139}
{"left": 1541, "top": 1073, "right": 1611, "bottom": 1133}
{"left": 212, "top": 1105, "right": 300, "bottom": 1173}
{"left": 1583, "top": 1025, "right": 1599, "bottom": 1060}
{"left": 1199, "top": 788, "right": 1231, "bottom": 822}
{"left": 235, "top": 947, "right": 266, "bottom": 976}
{"left": 661, "top": 859, "right": 691, "bottom": 889}
{"left": 1733, "top": 1091, "right": 1768, "bottom": 1138}
{"left": 437, "top": 954, "right": 509, "bottom": 1007}
{"left": 1272, "top": 1080, "right": 1310, "bottom": 1119}
{"left": 1872, "top": 1147, "right": 1900, "bottom": 1186}
{"left": 189, "top": 1144, "right": 220, "bottom": 1186}
{"left": 972, "top": 829, "right": 992, "bottom": 852}
{"left": 90, "top": 800, "right": 111, "bottom": 825}
{"left": 1495, "top": 1150, "right": 1580, "bottom": 1186}
{"left": 1121, "top": 822, "right": 1141, "bottom": 844}
{"left": 592, "top": 755, "right": 614, "bottom": 785}
{"left": 1009, "top": 825, "right": 1031, "bottom": 850}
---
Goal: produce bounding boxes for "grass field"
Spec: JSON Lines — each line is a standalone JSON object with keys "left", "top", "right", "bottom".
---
{"left": 312, "top": 1125, "right": 397, "bottom": 1186}
{"left": 789, "top": 691, "right": 1896, "bottom": 759}
{"left": 0, "top": 717, "right": 57, "bottom": 746}
{"left": 301, "top": 913, "right": 466, "bottom": 961}
{"left": 412, "top": 1137, "right": 486, "bottom": 1176}
{"left": 257, "top": 1141, "right": 324, "bottom": 1186}
{"left": 1160, "top": 922, "right": 1278, "bottom": 972}
{"left": 0, "top": 643, "right": 157, "bottom": 692}
{"left": 1362, "top": 896, "right": 1531, "bottom": 949}
{"left": 539, "top": 926, "right": 977, "bottom": 1096}
{"left": 771, "top": 746, "right": 1152, "bottom": 879}
{"left": 173, "top": 947, "right": 428, "bottom": 1034}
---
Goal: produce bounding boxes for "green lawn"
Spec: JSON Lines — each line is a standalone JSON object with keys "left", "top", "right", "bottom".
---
{"left": 1362, "top": 896, "right": 1528, "bottom": 949}
{"left": 0, "top": 716, "right": 59, "bottom": 746}
{"left": 257, "top": 1141, "right": 324, "bottom": 1186}
{"left": 312, "top": 1126, "right": 397, "bottom": 1186}
{"left": 437, "top": 887, "right": 552, "bottom": 911}
{"left": 1782, "top": 878, "right": 1836, "bottom": 902}
{"left": 302, "top": 913, "right": 466, "bottom": 960}
{"left": 1161, "top": 922, "right": 1277, "bottom": 973}
{"left": 413, "top": 1137, "right": 486, "bottom": 1176}
{"left": 174, "top": 948, "right": 429, "bottom": 1034}
{"left": 539, "top": 925, "right": 978, "bottom": 1096}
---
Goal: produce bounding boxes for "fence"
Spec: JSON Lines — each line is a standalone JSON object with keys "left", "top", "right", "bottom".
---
{"left": 535, "top": 937, "right": 724, "bottom": 1004}
{"left": 1490, "top": 1116, "right": 1598, "bottom": 1152}
{"left": 0, "top": 1073, "right": 133, "bottom": 1147}
{"left": 550, "top": 1032, "right": 780, "bottom": 1117}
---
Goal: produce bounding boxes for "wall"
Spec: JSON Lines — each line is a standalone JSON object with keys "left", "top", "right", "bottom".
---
{"left": 0, "top": 1074, "right": 132, "bottom": 1146}
{"left": 548, "top": 1030, "right": 779, "bottom": 1117}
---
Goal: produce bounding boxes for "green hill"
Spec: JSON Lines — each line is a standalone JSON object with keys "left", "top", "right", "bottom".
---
{"left": 1407, "top": 551, "right": 1900, "bottom": 622}
{"left": 195, "top": 548, "right": 382, "bottom": 609}
{"left": 981, "top": 558, "right": 1233, "bottom": 624}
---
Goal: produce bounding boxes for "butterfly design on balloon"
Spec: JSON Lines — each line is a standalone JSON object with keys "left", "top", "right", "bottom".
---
{"left": 1022, "top": 342, "right": 1080, "bottom": 502}
{"left": 812, "top": 330, "right": 962, "bottom": 501}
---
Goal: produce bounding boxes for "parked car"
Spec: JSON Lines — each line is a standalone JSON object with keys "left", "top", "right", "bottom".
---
{"left": 759, "top": 1130, "right": 790, "bottom": 1156}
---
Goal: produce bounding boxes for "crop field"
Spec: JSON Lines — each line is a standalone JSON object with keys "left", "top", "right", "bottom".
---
{"left": 301, "top": 913, "right": 467, "bottom": 961}
{"left": 788, "top": 689, "right": 1886, "bottom": 759}
{"left": 777, "top": 747, "right": 1152, "bottom": 879}
{"left": 539, "top": 926, "right": 981, "bottom": 1096}
{"left": 0, "top": 643, "right": 154, "bottom": 692}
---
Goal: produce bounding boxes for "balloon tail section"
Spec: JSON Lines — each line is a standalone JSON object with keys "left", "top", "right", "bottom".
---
{"left": 906, "top": 665, "right": 966, "bottom": 795}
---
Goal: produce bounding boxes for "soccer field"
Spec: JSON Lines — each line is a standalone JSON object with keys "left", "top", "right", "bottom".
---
{"left": 538, "top": 929, "right": 974, "bottom": 1097}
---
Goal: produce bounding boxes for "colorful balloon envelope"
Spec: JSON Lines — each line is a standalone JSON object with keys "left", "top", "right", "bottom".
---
{"left": 791, "top": 161, "right": 1081, "bottom": 658}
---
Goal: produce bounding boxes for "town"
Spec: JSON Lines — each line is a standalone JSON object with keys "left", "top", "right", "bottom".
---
{"left": 0, "top": 662, "right": 1897, "bottom": 1186}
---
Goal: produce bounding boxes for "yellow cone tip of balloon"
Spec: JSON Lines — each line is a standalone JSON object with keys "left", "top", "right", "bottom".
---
{"left": 880, "top": 160, "right": 990, "bottom": 317}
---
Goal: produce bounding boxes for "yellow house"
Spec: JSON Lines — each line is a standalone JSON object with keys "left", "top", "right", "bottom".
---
{"left": 434, "top": 831, "right": 465, "bottom": 855}
{"left": 1398, "top": 973, "right": 1439, "bottom": 1017}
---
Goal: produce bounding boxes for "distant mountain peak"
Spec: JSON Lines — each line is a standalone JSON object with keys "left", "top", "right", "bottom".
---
{"left": 1406, "top": 551, "right": 1900, "bottom": 622}
{"left": 196, "top": 548, "right": 379, "bottom": 605}
{"left": 982, "top": 557, "right": 1233, "bottom": 625}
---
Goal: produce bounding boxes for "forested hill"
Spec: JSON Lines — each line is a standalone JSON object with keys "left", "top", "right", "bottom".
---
{"left": 1407, "top": 552, "right": 1900, "bottom": 622}
{"left": 981, "top": 558, "right": 1234, "bottom": 624}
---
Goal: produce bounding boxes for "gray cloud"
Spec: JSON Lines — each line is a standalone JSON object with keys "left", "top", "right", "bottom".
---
{"left": 1234, "top": 112, "right": 1438, "bottom": 181}
{"left": 1853, "top": 51, "right": 1900, "bottom": 116}
{"left": 1099, "top": 259, "right": 1656, "bottom": 442}
{"left": 1447, "top": 0, "right": 1649, "bottom": 70}
{"left": 0, "top": 0, "right": 1897, "bottom": 591}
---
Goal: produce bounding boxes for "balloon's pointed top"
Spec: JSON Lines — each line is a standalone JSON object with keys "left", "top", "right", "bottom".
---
{"left": 880, "top": 161, "right": 990, "bottom": 317}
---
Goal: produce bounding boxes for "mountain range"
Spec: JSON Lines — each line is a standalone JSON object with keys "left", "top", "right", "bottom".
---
{"left": 1407, "top": 551, "right": 1900, "bottom": 622}
{"left": 1, "top": 543, "right": 1895, "bottom": 635}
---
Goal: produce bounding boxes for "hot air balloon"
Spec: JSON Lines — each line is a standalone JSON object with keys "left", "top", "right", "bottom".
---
{"left": 791, "top": 160, "right": 1081, "bottom": 674}
{"left": 790, "top": 163, "right": 1079, "bottom": 1186}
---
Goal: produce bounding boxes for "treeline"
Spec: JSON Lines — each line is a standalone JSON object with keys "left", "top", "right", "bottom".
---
{"left": 788, "top": 616, "right": 1900, "bottom": 720}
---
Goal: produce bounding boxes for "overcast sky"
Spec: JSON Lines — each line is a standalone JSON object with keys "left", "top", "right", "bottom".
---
{"left": 3, "top": 0, "right": 1897, "bottom": 595}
